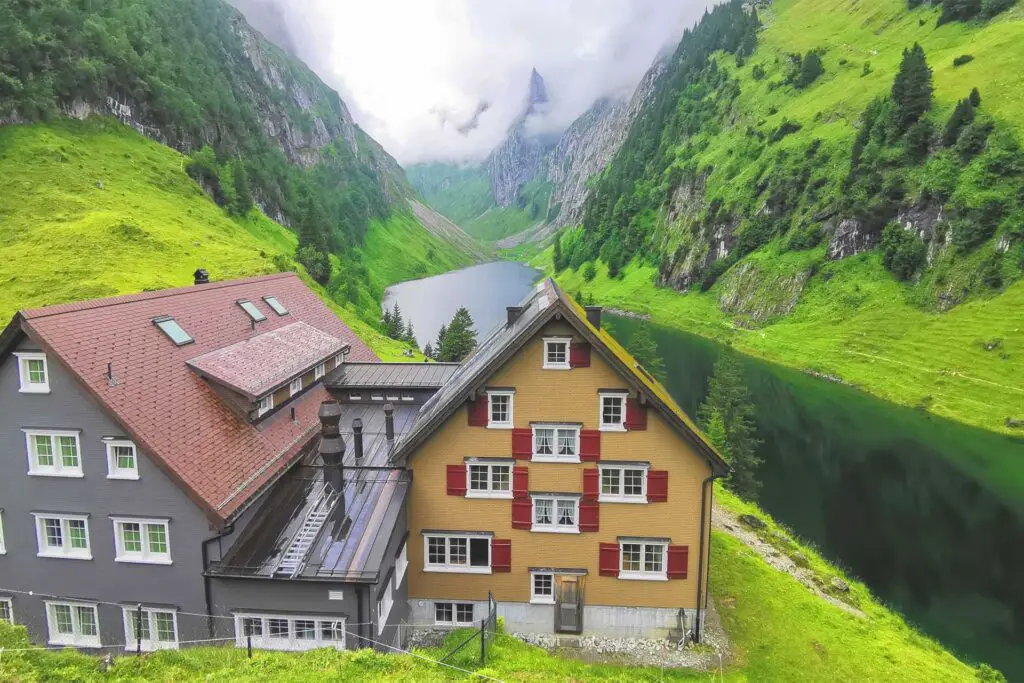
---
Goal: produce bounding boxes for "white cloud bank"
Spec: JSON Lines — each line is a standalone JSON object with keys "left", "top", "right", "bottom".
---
{"left": 231, "top": 0, "right": 714, "bottom": 165}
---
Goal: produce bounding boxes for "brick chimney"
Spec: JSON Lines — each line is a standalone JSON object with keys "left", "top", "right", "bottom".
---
{"left": 318, "top": 400, "right": 345, "bottom": 494}
{"left": 584, "top": 306, "right": 602, "bottom": 330}
{"left": 507, "top": 306, "right": 523, "bottom": 326}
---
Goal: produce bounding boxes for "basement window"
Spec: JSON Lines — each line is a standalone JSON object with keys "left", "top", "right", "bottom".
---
{"left": 262, "top": 296, "right": 288, "bottom": 316}
{"left": 153, "top": 317, "right": 193, "bottom": 346}
{"left": 237, "top": 300, "right": 267, "bottom": 322}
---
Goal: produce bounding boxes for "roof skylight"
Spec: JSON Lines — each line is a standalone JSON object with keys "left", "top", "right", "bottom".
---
{"left": 237, "top": 300, "right": 267, "bottom": 322}
{"left": 263, "top": 296, "right": 288, "bottom": 316}
{"left": 153, "top": 316, "right": 194, "bottom": 346}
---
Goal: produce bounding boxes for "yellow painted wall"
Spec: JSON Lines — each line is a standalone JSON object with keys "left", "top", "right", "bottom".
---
{"left": 406, "top": 319, "right": 713, "bottom": 609}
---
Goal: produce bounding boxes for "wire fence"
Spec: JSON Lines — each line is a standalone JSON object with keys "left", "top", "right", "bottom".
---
{"left": 435, "top": 591, "right": 499, "bottom": 667}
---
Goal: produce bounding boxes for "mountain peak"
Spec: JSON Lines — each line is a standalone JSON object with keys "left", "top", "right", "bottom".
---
{"left": 527, "top": 68, "right": 548, "bottom": 112}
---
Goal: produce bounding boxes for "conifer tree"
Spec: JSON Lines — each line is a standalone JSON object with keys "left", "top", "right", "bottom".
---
{"left": 423, "top": 342, "right": 435, "bottom": 360}
{"left": 943, "top": 97, "right": 975, "bottom": 147}
{"left": 231, "top": 159, "right": 253, "bottom": 216}
{"left": 969, "top": 87, "right": 982, "bottom": 107}
{"left": 697, "top": 351, "right": 763, "bottom": 500}
{"left": 795, "top": 51, "right": 824, "bottom": 89}
{"left": 382, "top": 308, "right": 393, "bottom": 334}
{"left": 439, "top": 307, "right": 477, "bottom": 362}
{"left": 404, "top": 320, "right": 416, "bottom": 346}
{"left": 388, "top": 303, "right": 404, "bottom": 339}
{"left": 552, "top": 236, "right": 563, "bottom": 272}
{"left": 628, "top": 324, "right": 666, "bottom": 382}
{"left": 891, "top": 43, "right": 933, "bottom": 132}
{"left": 434, "top": 324, "right": 447, "bottom": 359}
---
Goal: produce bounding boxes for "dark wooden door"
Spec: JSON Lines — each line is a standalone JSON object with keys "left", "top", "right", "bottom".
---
{"left": 554, "top": 576, "right": 584, "bottom": 634}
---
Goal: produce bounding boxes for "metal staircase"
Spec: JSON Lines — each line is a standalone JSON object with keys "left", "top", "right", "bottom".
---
{"left": 275, "top": 485, "right": 339, "bottom": 577}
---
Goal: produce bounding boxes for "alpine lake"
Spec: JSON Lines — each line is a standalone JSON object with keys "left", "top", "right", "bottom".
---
{"left": 384, "top": 262, "right": 1024, "bottom": 676}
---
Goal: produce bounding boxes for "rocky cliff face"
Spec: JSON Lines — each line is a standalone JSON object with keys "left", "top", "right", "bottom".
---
{"left": 546, "top": 56, "right": 667, "bottom": 228}
{"left": 486, "top": 69, "right": 555, "bottom": 206}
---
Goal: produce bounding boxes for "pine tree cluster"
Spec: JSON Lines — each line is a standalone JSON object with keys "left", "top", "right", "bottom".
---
{"left": 382, "top": 303, "right": 417, "bottom": 345}
{"left": 425, "top": 307, "right": 478, "bottom": 362}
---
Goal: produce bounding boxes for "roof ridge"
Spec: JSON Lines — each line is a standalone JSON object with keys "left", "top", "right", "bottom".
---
{"left": 22, "top": 272, "right": 298, "bottom": 319}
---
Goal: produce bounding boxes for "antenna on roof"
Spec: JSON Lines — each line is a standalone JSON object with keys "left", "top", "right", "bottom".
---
{"left": 106, "top": 361, "right": 118, "bottom": 387}
{"left": 250, "top": 318, "right": 256, "bottom": 332}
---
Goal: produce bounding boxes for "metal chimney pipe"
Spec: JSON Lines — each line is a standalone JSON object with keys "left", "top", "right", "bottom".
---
{"left": 506, "top": 306, "right": 523, "bottom": 326}
{"left": 584, "top": 306, "right": 602, "bottom": 330}
{"left": 193, "top": 268, "right": 210, "bottom": 285}
{"left": 352, "top": 418, "right": 364, "bottom": 462}
{"left": 318, "top": 400, "right": 345, "bottom": 494}
{"left": 384, "top": 403, "right": 395, "bottom": 443}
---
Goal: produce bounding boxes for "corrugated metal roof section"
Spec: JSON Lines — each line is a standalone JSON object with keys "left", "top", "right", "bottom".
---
{"left": 327, "top": 362, "right": 460, "bottom": 389}
{"left": 188, "top": 321, "right": 347, "bottom": 398}
{"left": 212, "top": 403, "right": 416, "bottom": 581}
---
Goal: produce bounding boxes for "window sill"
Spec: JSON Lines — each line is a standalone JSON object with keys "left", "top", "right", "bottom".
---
{"left": 599, "top": 496, "right": 647, "bottom": 504}
{"left": 126, "top": 642, "right": 179, "bottom": 653}
{"left": 27, "top": 470, "right": 84, "bottom": 478}
{"left": 618, "top": 572, "right": 668, "bottom": 582}
{"left": 49, "top": 638, "right": 101, "bottom": 648}
{"left": 531, "top": 455, "right": 581, "bottom": 464}
{"left": 466, "top": 491, "right": 513, "bottom": 500}
{"left": 106, "top": 473, "right": 140, "bottom": 481}
{"left": 424, "top": 566, "right": 492, "bottom": 574}
{"left": 542, "top": 364, "right": 571, "bottom": 371}
{"left": 37, "top": 552, "right": 92, "bottom": 561}
{"left": 529, "top": 598, "right": 556, "bottom": 605}
{"left": 434, "top": 622, "right": 477, "bottom": 629}
{"left": 19, "top": 387, "right": 51, "bottom": 394}
{"left": 531, "top": 527, "right": 580, "bottom": 535}
{"left": 599, "top": 425, "right": 627, "bottom": 433}
{"left": 115, "top": 556, "right": 173, "bottom": 566}
{"left": 486, "top": 424, "right": 513, "bottom": 430}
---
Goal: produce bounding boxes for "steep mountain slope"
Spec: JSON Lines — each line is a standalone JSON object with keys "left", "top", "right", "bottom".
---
{"left": 546, "top": 0, "right": 1024, "bottom": 438}
{"left": 0, "top": 119, "right": 454, "bottom": 359}
{"left": 0, "top": 0, "right": 476, "bottom": 306}
{"left": 408, "top": 61, "right": 663, "bottom": 245}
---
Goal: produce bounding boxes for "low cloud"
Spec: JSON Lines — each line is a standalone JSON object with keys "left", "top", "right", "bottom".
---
{"left": 230, "top": 0, "right": 714, "bottom": 165}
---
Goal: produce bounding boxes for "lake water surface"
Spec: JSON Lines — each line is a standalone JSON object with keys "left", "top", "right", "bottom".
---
{"left": 383, "top": 263, "right": 1024, "bottom": 676}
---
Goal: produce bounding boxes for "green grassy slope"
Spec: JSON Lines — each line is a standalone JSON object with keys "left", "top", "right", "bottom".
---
{"left": 0, "top": 489, "right": 978, "bottom": 681}
{"left": 0, "top": 118, "right": 466, "bottom": 360}
{"left": 540, "top": 0, "right": 1024, "bottom": 440}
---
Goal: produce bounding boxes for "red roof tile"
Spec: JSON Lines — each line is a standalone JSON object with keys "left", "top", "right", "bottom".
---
{"left": 19, "top": 273, "right": 377, "bottom": 522}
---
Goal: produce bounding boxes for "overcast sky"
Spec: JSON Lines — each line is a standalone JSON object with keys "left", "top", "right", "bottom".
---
{"left": 231, "top": 1, "right": 713, "bottom": 165}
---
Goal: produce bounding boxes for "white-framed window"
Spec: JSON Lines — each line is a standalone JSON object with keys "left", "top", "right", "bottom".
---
{"left": 15, "top": 352, "right": 50, "bottom": 393}
{"left": 105, "top": 439, "right": 139, "bottom": 480}
{"left": 112, "top": 518, "right": 171, "bottom": 564}
{"left": 487, "top": 390, "right": 513, "bottom": 429}
{"left": 423, "top": 534, "right": 491, "bottom": 573}
{"left": 599, "top": 464, "right": 649, "bottom": 503}
{"left": 531, "top": 425, "right": 580, "bottom": 462}
{"left": 0, "top": 598, "right": 12, "bottom": 624}
{"left": 34, "top": 514, "right": 91, "bottom": 559}
{"left": 377, "top": 584, "right": 393, "bottom": 635}
{"left": 45, "top": 601, "right": 100, "bottom": 647}
{"left": 371, "top": 392, "right": 384, "bottom": 401}
{"left": 394, "top": 541, "right": 408, "bottom": 589}
{"left": 599, "top": 391, "right": 628, "bottom": 431}
{"left": 257, "top": 394, "right": 274, "bottom": 418}
{"left": 385, "top": 392, "right": 400, "bottom": 402}
{"left": 620, "top": 540, "right": 668, "bottom": 581}
{"left": 530, "top": 573, "right": 554, "bottom": 604}
{"left": 122, "top": 607, "right": 179, "bottom": 651}
{"left": 349, "top": 392, "right": 362, "bottom": 401}
{"left": 24, "top": 429, "right": 82, "bottom": 477}
{"left": 542, "top": 337, "right": 571, "bottom": 370}
{"left": 434, "top": 602, "right": 475, "bottom": 627}
{"left": 531, "top": 495, "right": 579, "bottom": 533}
{"left": 400, "top": 392, "right": 414, "bottom": 402}
{"left": 0, "top": 510, "right": 5, "bottom": 554}
{"left": 333, "top": 353, "right": 344, "bottom": 367}
{"left": 465, "top": 460, "right": 512, "bottom": 499}
{"left": 289, "top": 377, "right": 303, "bottom": 397}
{"left": 234, "top": 613, "right": 345, "bottom": 651}
{"left": 314, "top": 363, "right": 326, "bottom": 380}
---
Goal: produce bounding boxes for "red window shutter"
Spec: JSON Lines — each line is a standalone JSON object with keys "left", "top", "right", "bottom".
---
{"left": 582, "top": 469, "right": 599, "bottom": 500}
{"left": 647, "top": 470, "right": 668, "bottom": 503}
{"left": 467, "top": 396, "right": 489, "bottom": 426}
{"left": 625, "top": 398, "right": 648, "bottom": 430}
{"left": 579, "top": 500, "right": 599, "bottom": 532}
{"left": 511, "top": 428, "right": 532, "bottom": 459}
{"left": 568, "top": 342, "right": 591, "bottom": 368}
{"left": 580, "top": 430, "right": 601, "bottom": 462}
{"left": 599, "top": 542, "right": 619, "bottom": 577}
{"left": 446, "top": 464, "right": 466, "bottom": 496}
{"left": 667, "top": 545, "right": 689, "bottom": 579}
{"left": 492, "top": 539, "right": 511, "bottom": 572}
{"left": 513, "top": 466, "right": 529, "bottom": 498}
{"left": 512, "top": 499, "right": 533, "bottom": 529}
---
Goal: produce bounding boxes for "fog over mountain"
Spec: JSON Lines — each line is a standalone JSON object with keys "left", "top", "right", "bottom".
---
{"left": 229, "top": 0, "right": 714, "bottom": 165}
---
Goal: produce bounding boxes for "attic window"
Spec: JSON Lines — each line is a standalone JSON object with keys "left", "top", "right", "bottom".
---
{"left": 263, "top": 296, "right": 288, "bottom": 316}
{"left": 153, "top": 317, "right": 193, "bottom": 346}
{"left": 237, "top": 300, "right": 267, "bottom": 322}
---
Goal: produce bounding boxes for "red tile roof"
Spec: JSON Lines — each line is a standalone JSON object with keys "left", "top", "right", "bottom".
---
{"left": 188, "top": 321, "right": 348, "bottom": 399}
{"left": 15, "top": 273, "right": 377, "bottom": 523}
